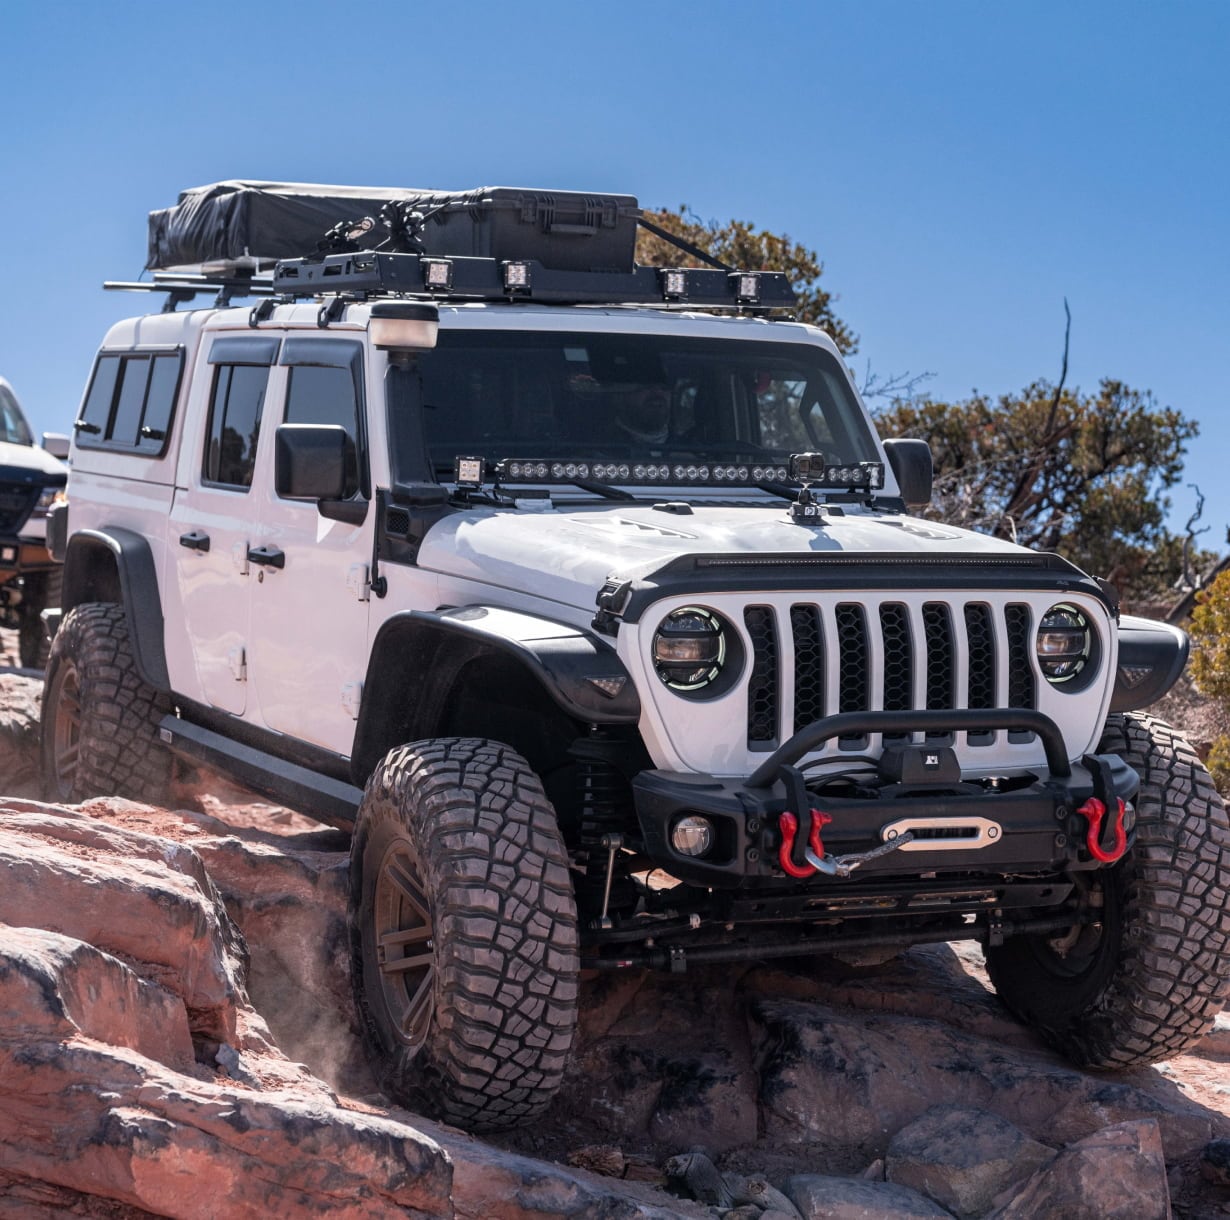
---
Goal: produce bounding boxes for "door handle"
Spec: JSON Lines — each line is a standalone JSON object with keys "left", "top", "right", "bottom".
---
{"left": 246, "top": 544, "right": 285, "bottom": 570}
{"left": 179, "top": 530, "right": 210, "bottom": 553}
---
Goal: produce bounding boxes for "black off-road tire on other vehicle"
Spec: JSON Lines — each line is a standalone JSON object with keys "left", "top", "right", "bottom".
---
{"left": 41, "top": 602, "right": 172, "bottom": 803}
{"left": 18, "top": 567, "right": 62, "bottom": 670}
{"left": 987, "top": 713, "right": 1230, "bottom": 1067}
{"left": 349, "top": 737, "right": 580, "bottom": 1131}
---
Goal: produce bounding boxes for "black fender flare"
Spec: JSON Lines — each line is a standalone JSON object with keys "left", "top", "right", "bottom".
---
{"left": 61, "top": 527, "right": 169, "bottom": 690}
{"left": 352, "top": 606, "right": 640, "bottom": 782}
{"left": 1110, "top": 615, "right": 1189, "bottom": 712}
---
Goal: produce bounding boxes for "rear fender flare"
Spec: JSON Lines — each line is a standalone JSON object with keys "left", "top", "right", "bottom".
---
{"left": 61, "top": 528, "right": 169, "bottom": 690}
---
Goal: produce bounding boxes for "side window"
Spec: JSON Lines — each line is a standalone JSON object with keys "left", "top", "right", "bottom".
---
{"left": 76, "top": 349, "right": 184, "bottom": 455}
{"left": 279, "top": 339, "right": 366, "bottom": 499}
{"left": 204, "top": 365, "right": 268, "bottom": 489}
{"left": 107, "top": 356, "right": 151, "bottom": 445}
{"left": 283, "top": 364, "right": 361, "bottom": 498}
{"left": 78, "top": 356, "right": 121, "bottom": 436}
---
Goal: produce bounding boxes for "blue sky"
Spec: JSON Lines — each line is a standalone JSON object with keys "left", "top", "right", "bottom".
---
{"left": 2, "top": 1, "right": 1226, "bottom": 548}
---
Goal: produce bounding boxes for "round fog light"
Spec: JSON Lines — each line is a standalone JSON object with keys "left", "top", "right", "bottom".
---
{"left": 671, "top": 815, "right": 715, "bottom": 858}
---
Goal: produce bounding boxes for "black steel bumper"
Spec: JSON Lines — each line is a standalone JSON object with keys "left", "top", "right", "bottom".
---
{"left": 632, "top": 708, "right": 1139, "bottom": 888}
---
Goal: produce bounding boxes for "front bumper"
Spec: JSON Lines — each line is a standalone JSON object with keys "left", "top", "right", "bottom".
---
{"left": 632, "top": 708, "right": 1139, "bottom": 888}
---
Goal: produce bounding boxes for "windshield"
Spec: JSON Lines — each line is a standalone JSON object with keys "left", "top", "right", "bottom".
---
{"left": 413, "top": 330, "right": 878, "bottom": 483}
{"left": 0, "top": 386, "right": 33, "bottom": 447}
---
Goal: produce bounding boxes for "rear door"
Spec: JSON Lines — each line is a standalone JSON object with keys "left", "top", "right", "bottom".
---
{"left": 166, "top": 335, "right": 280, "bottom": 715}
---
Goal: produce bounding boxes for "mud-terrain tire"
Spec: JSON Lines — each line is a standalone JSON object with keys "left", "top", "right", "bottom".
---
{"left": 18, "top": 568, "right": 62, "bottom": 670}
{"left": 349, "top": 737, "right": 580, "bottom": 1130}
{"left": 987, "top": 713, "right": 1230, "bottom": 1067}
{"left": 41, "top": 602, "right": 171, "bottom": 803}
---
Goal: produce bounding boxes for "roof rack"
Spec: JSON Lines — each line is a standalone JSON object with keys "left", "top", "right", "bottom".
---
{"left": 105, "top": 253, "right": 794, "bottom": 314}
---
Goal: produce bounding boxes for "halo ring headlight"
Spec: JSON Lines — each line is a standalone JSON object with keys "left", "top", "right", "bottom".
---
{"left": 1037, "top": 603, "right": 1096, "bottom": 686}
{"left": 651, "top": 606, "right": 742, "bottom": 698}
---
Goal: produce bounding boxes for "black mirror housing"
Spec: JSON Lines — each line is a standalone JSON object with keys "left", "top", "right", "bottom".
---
{"left": 275, "top": 423, "right": 349, "bottom": 501}
{"left": 883, "top": 438, "right": 933, "bottom": 509}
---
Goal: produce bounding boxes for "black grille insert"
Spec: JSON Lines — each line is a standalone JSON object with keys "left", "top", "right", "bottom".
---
{"left": 790, "top": 604, "right": 824, "bottom": 734}
{"left": 964, "top": 604, "right": 996, "bottom": 745}
{"left": 1005, "top": 604, "right": 1035, "bottom": 719}
{"left": 744, "top": 606, "right": 779, "bottom": 746}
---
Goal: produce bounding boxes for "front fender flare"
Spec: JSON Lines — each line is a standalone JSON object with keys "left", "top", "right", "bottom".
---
{"left": 352, "top": 606, "right": 640, "bottom": 782}
{"left": 1110, "top": 615, "right": 1189, "bottom": 712}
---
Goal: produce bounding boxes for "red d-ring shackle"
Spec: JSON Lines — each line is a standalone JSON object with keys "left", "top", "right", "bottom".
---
{"left": 778, "top": 809, "right": 833, "bottom": 878}
{"left": 1077, "top": 796, "right": 1128, "bottom": 864}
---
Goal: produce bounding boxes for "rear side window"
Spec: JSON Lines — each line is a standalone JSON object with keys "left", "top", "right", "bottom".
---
{"left": 76, "top": 349, "right": 184, "bottom": 455}
{"left": 204, "top": 365, "right": 269, "bottom": 489}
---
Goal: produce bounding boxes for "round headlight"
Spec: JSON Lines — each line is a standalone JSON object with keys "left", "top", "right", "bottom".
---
{"left": 1037, "top": 604, "right": 1093, "bottom": 683}
{"left": 653, "top": 606, "right": 728, "bottom": 691}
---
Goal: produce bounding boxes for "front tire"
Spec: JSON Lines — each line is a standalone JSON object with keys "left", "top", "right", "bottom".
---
{"left": 349, "top": 738, "right": 579, "bottom": 1130}
{"left": 40, "top": 602, "right": 171, "bottom": 803}
{"left": 987, "top": 713, "right": 1230, "bottom": 1067}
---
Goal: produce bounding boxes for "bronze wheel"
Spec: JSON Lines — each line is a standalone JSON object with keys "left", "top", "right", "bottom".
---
{"left": 373, "top": 833, "right": 435, "bottom": 1052}
{"left": 46, "top": 657, "right": 82, "bottom": 800}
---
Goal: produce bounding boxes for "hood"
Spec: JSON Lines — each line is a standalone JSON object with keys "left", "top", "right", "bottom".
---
{"left": 0, "top": 441, "right": 67, "bottom": 483}
{"left": 417, "top": 501, "right": 1040, "bottom": 615}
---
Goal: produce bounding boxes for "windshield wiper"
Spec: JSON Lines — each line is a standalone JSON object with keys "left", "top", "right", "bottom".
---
{"left": 566, "top": 478, "right": 635, "bottom": 502}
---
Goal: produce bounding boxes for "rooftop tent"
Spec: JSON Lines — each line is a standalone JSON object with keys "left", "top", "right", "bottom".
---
{"left": 146, "top": 181, "right": 641, "bottom": 273}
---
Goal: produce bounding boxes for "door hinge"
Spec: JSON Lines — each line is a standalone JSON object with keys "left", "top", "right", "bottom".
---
{"left": 228, "top": 644, "right": 247, "bottom": 682}
{"left": 341, "top": 681, "right": 363, "bottom": 720}
{"left": 232, "top": 541, "right": 250, "bottom": 576}
{"left": 346, "top": 563, "right": 371, "bottom": 602}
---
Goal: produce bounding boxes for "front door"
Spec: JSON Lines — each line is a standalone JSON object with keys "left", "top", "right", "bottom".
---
{"left": 247, "top": 337, "right": 373, "bottom": 755}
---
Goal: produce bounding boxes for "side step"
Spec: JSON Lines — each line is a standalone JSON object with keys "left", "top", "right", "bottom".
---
{"left": 158, "top": 715, "right": 362, "bottom": 829}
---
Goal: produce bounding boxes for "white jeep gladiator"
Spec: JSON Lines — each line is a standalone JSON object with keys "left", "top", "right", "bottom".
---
{"left": 43, "top": 182, "right": 1230, "bottom": 1130}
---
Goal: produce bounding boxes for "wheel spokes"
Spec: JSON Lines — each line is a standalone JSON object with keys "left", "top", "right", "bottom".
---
{"left": 401, "top": 970, "right": 434, "bottom": 1038}
{"left": 373, "top": 836, "right": 436, "bottom": 1049}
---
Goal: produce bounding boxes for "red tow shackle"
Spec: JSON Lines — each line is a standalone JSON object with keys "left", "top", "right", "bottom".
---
{"left": 778, "top": 809, "right": 833, "bottom": 878}
{"left": 1078, "top": 796, "right": 1128, "bottom": 864}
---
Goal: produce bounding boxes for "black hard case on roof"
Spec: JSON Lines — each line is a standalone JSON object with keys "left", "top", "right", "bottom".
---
{"left": 147, "top": 181, "right": 640, "bottom": 273}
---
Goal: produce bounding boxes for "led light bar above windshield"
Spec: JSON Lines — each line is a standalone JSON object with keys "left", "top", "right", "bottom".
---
{"left": 494, "top": 458, "right": 792, "bottom": 486}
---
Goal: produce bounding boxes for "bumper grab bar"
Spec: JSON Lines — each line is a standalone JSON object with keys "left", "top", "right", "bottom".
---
{"left": 746, "top": 709, "right": 1072, "bottom": 788}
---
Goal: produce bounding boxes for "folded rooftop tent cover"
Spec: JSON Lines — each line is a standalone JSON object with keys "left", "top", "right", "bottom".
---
{"left": 146, "top": 180, "right": 422, "bottom": 271}
{"left": 147, "top": 181, "right": 642, "bottom": 273}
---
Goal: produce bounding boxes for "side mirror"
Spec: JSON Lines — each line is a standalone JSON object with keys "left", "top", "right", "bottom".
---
{"left": 275, "top": 423, "right": 349, "bottom": 501}
{"left": 42, "top": 432, "right": 70, "bottom": 460}
{"left": 883, "top": 438, "right": 933, "bottom": 509}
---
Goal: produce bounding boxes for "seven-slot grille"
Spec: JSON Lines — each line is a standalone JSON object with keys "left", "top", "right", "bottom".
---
{"left": 743, "top": 599, "right": 1035, "bottom": 749}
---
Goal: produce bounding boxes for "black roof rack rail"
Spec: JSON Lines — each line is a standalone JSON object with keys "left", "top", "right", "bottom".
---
{"left": 107, "top": 256, "right": 795, "bottom": 315}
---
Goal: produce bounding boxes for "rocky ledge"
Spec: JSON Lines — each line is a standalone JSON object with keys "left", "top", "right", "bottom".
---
{"left": 1, "top": 671, "right": 1228, "bottom": 1218}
